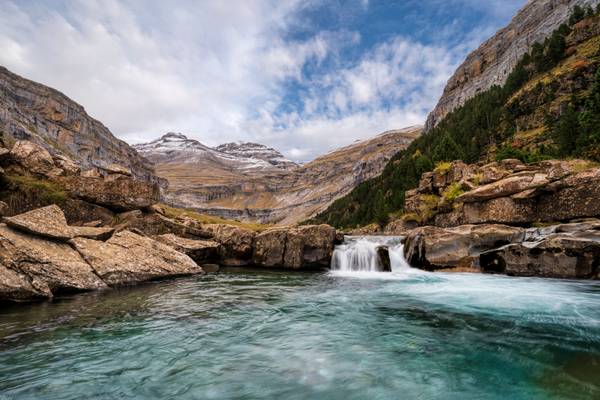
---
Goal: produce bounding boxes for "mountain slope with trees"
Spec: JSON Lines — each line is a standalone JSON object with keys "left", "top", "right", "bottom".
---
{"left": 312, "top": 5, "right": 600, "bottom": 229}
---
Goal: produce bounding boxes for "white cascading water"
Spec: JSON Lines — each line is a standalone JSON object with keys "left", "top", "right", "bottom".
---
{"left": 331, "top": 236, "right": 412, "bottom": 272}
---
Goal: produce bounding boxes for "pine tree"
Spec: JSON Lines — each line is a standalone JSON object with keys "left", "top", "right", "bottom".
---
{"left": 553, "top": 105, "right": 580, "bottom": 156}
{"left": 569, "top": 5, "right": 585, "bottom": 25}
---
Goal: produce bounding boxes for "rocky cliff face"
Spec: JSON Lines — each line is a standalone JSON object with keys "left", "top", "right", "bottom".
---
{"left": 425, "top": 0, "right": 599, "bottom": 130}
{"left": 136, "top": 127, "right": 421, "bottom": 225}
{"left": 0, "top": 66, "right": 157, "bottom": 183}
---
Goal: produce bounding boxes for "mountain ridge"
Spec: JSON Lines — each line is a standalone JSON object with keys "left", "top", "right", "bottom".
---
{"left": 136, "top": 127, "right": 421, "bottom": 225}
{"left": 425, "top": 0, "right": 599, "bottom": 131}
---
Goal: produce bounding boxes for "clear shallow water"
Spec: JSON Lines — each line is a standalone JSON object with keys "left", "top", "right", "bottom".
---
{"left": 0, "top": 268, "right": 599, "bottom": 400}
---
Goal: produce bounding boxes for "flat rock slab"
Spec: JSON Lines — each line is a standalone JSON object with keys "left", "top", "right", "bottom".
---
{"left": 3, "top": 205, "right": 114, "bottom": 241}
{"left": 3, "top": 205, "right": 72, "bottom": 241}
{"left": 70, "top": 230, "right": 203, "bottom": 286}
{"left": 0, "top": 224, "right": 107, "bottom": 301}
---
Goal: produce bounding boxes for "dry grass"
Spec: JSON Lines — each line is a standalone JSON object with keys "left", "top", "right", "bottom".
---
{"left": 160, "top": 204, "right": 273, "bottom": 232}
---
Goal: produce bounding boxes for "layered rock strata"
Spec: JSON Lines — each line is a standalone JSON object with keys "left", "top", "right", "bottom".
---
{"left": 0, "top": 66, "right": 157, "bottom": 183}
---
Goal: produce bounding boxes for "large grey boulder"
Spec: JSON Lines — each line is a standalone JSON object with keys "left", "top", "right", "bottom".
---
{"left": 60, "top": 175, "right": 160, "bottom": 211}
{"left": 404, "top": 224, "right": 525, "bottom": 271}
{"left": 202, "top": 224, "right": 256, "bottom": 266}
{"left": 480, "top": 232, "right": 600, "bottom": 279}
{"left": 0, "top": 224, "right": 107, "bottom": 302}
{"left": 70, "top": 230, "right": 203, "bottom": 286}
{"left": 283, "top": 225, "right": 336, "bottom": 270}
{"left": 3, "top": 204, "right": 114, "bottom": 241}
{"left": 9, "top": 140, "right": 62, "bottom": 176}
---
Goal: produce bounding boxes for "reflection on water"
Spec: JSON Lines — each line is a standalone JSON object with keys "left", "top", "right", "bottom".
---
{"left": 0, "top": 267, "right": 599, "bottom": 400}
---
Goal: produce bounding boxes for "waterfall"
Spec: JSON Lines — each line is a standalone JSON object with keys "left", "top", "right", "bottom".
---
{"left": 331, "top": 236, "right": 411, "bottom": 272}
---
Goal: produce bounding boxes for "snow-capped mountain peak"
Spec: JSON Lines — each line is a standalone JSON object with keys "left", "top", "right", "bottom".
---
{"left": 134, "top": 133, "right": 298, "bottom": 172}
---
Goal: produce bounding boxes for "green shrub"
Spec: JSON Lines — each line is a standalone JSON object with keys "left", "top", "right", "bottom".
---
{"left": 442, "top": 182, "right": 465, "bottom": 203}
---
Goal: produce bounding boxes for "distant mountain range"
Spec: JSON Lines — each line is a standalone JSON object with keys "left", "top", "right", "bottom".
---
{"left": 134, "top": 132, "right": 297, "bottom": 172}
{"left": 135, "top": 128, "right": 421, "bottom": 225}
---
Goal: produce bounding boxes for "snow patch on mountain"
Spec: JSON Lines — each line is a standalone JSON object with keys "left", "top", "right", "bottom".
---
{"left": 134, "top": 133, "right": 298, "bottom": 171}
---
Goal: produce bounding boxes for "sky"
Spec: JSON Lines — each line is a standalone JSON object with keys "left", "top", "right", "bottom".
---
{"left": 0, "top": 0, "right": 525, "bottom": 162}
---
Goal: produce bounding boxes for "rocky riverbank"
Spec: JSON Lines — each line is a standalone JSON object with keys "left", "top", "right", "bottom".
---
{"left": 0, "top": 140, "right": 340, "bottom": 303}
{"left": 397, "top": 159, "right": 600, "bottom": 279}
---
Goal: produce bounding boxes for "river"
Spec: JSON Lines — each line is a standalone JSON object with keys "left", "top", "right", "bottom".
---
{"left": 0, "top": 236, "right": 598, "bottom": 399}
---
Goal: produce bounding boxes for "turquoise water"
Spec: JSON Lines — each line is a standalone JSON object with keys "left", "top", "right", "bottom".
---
{"left": 0, "top": 268, "right": 599, "bottom": 399}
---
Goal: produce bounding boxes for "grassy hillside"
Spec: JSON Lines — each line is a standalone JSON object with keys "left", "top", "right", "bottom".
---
{"left": 311, "top": 5, "right": 600, "bottom": 229}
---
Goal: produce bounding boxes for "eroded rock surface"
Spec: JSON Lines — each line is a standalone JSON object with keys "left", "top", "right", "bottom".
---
{"left": 404, "top": 224, "right": 525, "bottom": 271}
{"left": 70, "top": 231, "right": 202, "bottom": 286}
{"left": 0, "top": 224, "right": 107, "bottom": 302}
{"left": 153, "top": 234, "right": 220, "bottom": 265}
{"left": 61, "top": 175, "right": 160, "bottom": 211}
{"left": 3, "top": 205, "right": 114, "bottom": 241}
{"left": 481, "top": 232, "right": 600, "bottom": 278}
{"left": 404, "top": 160, "right": 600, "bottom": 227}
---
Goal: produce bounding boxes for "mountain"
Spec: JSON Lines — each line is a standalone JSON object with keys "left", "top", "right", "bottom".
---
{"left": 314, "top": 2, "right": 600, "bottom": 229}
{"left": 215, "top": 142, "right": 297, "bottom": 169}
{"left": 135, "top": 127, "right": 421, "bottom": 225}
{"left": 135, "top": 132, "right": 297, "bottom": 171}
{"left": 0, "top": 66, "right": 157, "bottom": 183}
{"left": 425, "top": 0, "right": 598, "bottom": 131}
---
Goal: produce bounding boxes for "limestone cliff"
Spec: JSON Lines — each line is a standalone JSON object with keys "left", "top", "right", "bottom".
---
{"left": 0, "top": 66, "right": 157, "bottom": 183}
{"left": 425, "top": 0, "right": 599, "bottom": 131}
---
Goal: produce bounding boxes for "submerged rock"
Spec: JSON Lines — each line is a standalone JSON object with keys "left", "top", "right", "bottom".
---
{"left": 376, "top": 246, "right": 392, "bottom": 272}
{"left": 70, "top": 230, "right": 203, "bottom": 286}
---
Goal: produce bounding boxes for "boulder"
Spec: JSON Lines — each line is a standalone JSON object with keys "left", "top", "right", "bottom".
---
{"left": 9, "top": 140, "right": 62, "bottom": 176}
{"left": 202, "top": 224, "right": 256, "bottom": 266}
{"left": 153, "top": 234, "right": 220, "bottom": 264}
{"left": 53, "top": 154, "right": 80, "bottom": 175}
{"left": 284, "top": 225, "right": 336, "bottom": 270}
{"left": 0, "top": 224, "right": 107, "bottom": 301}
{"left": 113, "top": 211, "right": 212, "bottom": 239}
{"left": 3, "top": 204, "right": 74, "bottom": 241}
{"left": 455, "top": 172, "right": 549, "bottom": 203}
{"left": 480, "top": 232, "right": 600, "bottom": 279}
{"left": 70, "top": 230, "right": 203, "bottom": 286}
{"left": 0, "top": 201, "right": 7, "bottom": 217}
{"left": 436, "top": 197, "right": 538, "bottom": 227}
{"left": 538, "top": 169, "right": 600, "bottom": 222}
{"left": 253, "top": 228, "right": 287, "bottom": 267}
{"left": 60, "top": 175, "right": 159, "bottom": 211}
{"left": 404, "top": 224, "right": 525, "bottom": 271}
{"left": 3, "top": 205, "right": 114, "bottom": 241}
{"left": 376, "top": 246, "right": 392, "bottom": 272}
{"left": 98, "top": 163, "right": 132, "bottom": 177}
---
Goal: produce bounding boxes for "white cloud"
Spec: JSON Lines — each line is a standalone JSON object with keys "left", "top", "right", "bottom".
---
{"left": 0, "top": 0, "right": 524, "bottom": 162}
